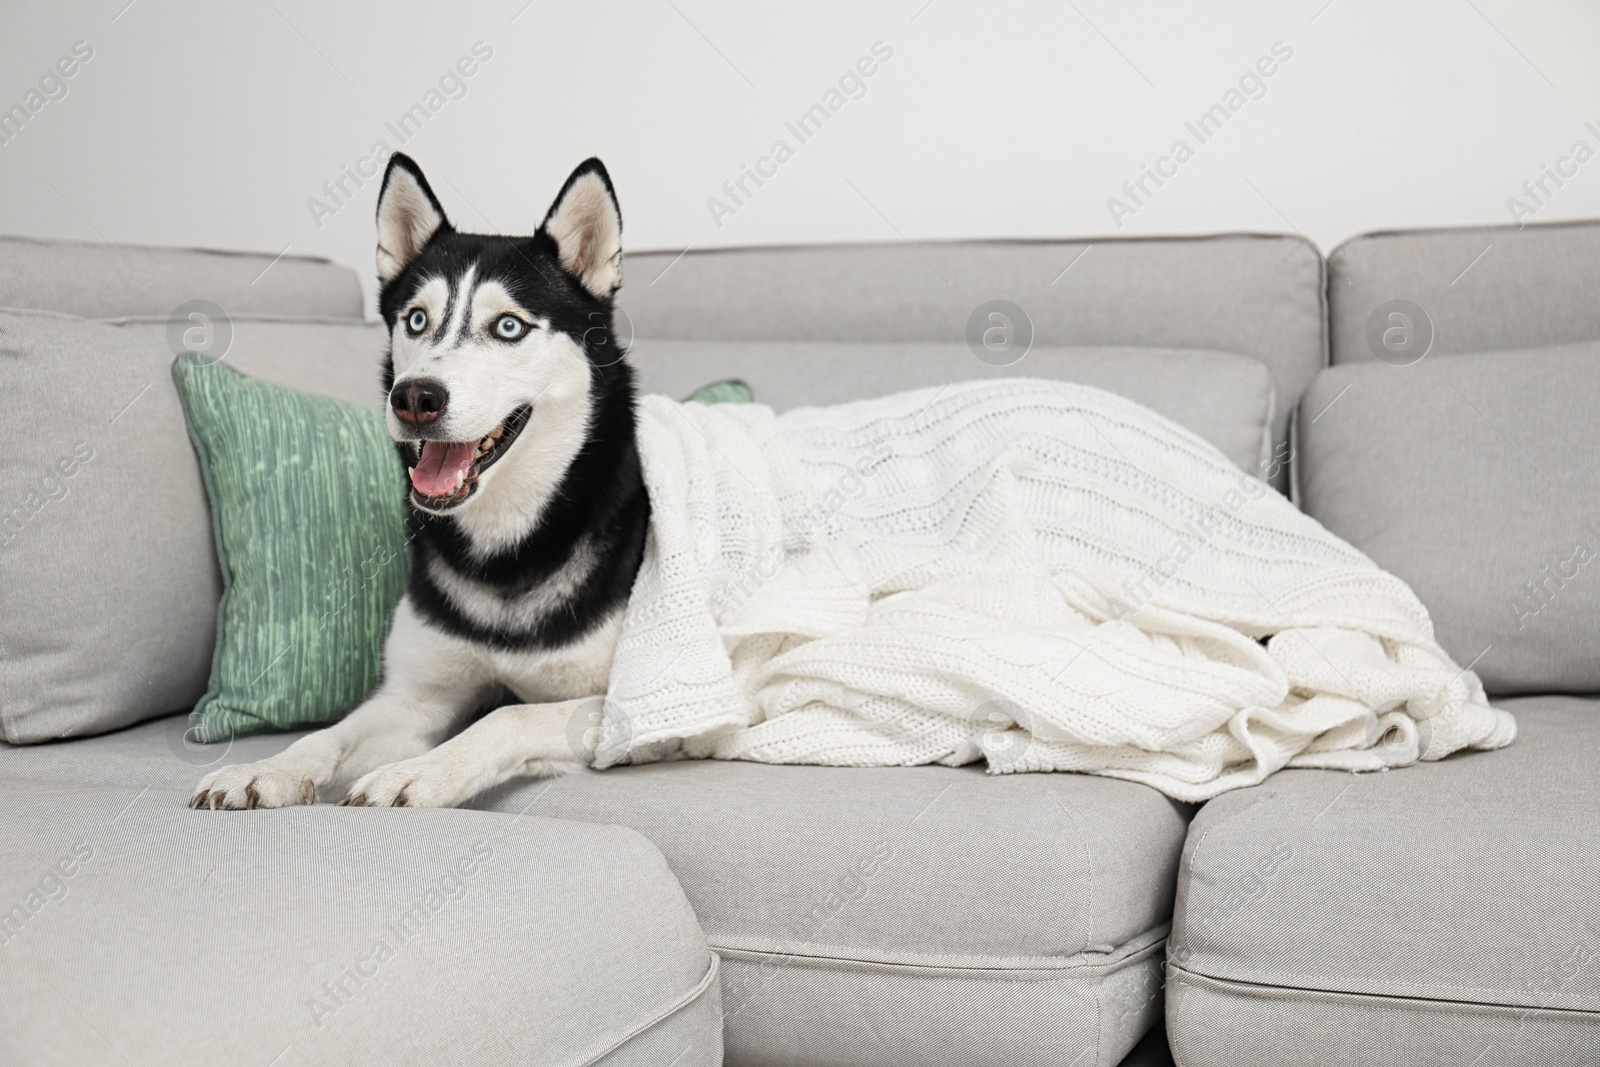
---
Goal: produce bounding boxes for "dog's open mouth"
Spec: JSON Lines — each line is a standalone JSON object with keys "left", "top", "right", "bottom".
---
{"left": 406, "top": 405, "right": 532, "bottom": 511}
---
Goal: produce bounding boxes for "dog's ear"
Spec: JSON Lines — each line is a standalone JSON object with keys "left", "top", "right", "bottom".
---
{"left": 376, "top": 153, "right": 450, "bottom": 284}
{"left": 541, "top": 158, "right": 622, "bottom": 299}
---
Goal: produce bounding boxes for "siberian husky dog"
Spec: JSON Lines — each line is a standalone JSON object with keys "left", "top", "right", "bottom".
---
{"left": 193, "top": 153, "right": 646, "bottom": 810}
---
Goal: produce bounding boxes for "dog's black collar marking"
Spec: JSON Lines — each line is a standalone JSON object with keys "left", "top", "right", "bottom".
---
{"left": 403, "top": 366, "right": 648, "bottom": 651}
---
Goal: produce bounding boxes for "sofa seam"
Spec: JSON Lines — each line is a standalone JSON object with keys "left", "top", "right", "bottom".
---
{"left": 0, "top": 232, "right": 341, "bottom": 266}
{"left": 568, "top": 951, "right": 722, "bottom": 1067}
{"left": 1168, "top": 962, "right": 1600, "bottom": 1016}
{"left": 96, "top": 312, "right": 375, "bottom": 327}
{"left": 627, "top": 231, "right": 1324, "bottom": 259}
{"left": 708, "top": 920, "right": 1169, "bottom": 971}
{"left": 1047, "top": 785, "right": 1099, "bottom": 959}
{"left": 1091, "top": 959, "right": 1105, "bottom": 1067}
{"left": 712, "top": 928, "right": 1168, "bottom": 981}
{"left": 1171, "top": 822, "right": 1216, "bottom": 953}
{"left": 1324, "top": 215, "right": 1600, "bottom": 265}
{"left": 1165, "top": 964, "right": 1193, "bottom": 1067}
{"left": 0, "top": 304, "right": 369, "bottom": 326}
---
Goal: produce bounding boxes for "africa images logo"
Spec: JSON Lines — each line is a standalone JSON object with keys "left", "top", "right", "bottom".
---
{"left": 0, "top": 40, "right": 94, "bottom": 148}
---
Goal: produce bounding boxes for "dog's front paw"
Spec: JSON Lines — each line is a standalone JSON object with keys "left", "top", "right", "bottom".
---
{"left": 191, "top": 764, "right": 316, "bottom": 810}
{"left": 339, "top": 758, "right": 473, "bottom": 809}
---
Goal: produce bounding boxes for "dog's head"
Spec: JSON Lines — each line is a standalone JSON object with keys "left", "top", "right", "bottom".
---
{"left": 374, "top": 153, "right": 626, "bottom": 520}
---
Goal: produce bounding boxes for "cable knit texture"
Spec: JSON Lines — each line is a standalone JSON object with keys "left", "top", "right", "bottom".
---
{"left": 600, "top": 379, "right": 1515, "bottom": 801}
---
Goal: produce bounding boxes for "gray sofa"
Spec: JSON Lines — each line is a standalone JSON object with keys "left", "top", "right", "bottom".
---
{"left": 0, "top": 222, "right": 1594, "bottom": 1066}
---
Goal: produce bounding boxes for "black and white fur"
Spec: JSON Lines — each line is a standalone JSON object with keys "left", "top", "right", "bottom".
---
{"left": 193, "top": 155, "right": 647, "bottom": 810}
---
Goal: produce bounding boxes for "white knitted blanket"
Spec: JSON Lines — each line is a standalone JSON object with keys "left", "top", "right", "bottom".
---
{"left": 598, "top": 379, "right": 1515, "bottom": 801}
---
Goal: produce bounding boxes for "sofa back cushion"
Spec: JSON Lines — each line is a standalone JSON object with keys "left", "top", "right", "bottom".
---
{"left": 1314, "top": 221, "right": 1600, "bottom": 694}
{"left": 107, "top": 315, "right": 386, "bottom": 408}
{"left": 0, "top": 235, "right": 365, "bottom": 320}
{"left": 1328, "top": 220, "right": 1600, "bottom": 365}
{"left": 632, "top": 340, "right": 1275, "bottom": 473}
{"left": 621, "top": 236, "right": 1325, "bottom": 482}
{"left": 1297, "top": 342, "right": 1600, "bottom": 695}
{"left": 0, "top": 308, "right": 385, "bottom": 743}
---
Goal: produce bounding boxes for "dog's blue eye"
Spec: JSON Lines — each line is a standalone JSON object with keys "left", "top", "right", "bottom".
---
{"left": 406, "top": 309, "right": 427, "bottom": 333}
{"left": 495, "top": 315, "right": 525, "bottom": 340}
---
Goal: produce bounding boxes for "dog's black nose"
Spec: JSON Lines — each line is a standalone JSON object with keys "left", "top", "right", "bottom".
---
{"left": 391, "top": 379, "right": 449, "bottom": 427}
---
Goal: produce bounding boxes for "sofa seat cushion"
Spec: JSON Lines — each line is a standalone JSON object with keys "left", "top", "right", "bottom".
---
{"left": 1166, "top": 695, "right": 1600, "bottom": 1067}
{"left": 0, "top": 720, "right": 1193, "bottom": 1067}
{"left": 492, "top": 759, "right": 1190, "bottom": 1066}
{"left": 0, "top": 777, "right": 721, "bottom": 1067}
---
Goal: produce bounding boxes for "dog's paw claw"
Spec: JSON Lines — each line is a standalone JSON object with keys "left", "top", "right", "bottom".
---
{"left": 192, "top": 764, "right": 317, "bottom": 810}
{"left": 345, "top": 759, "right": 467, "bottom": 809}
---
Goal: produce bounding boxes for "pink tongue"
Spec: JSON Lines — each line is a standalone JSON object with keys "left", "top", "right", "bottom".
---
{"left": 411, "top": 440, "right": 478, "bottom": 497}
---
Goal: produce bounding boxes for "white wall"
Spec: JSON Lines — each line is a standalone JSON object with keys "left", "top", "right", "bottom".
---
{"left": 3, "top": 0, "right": 1599, "bottom": 312}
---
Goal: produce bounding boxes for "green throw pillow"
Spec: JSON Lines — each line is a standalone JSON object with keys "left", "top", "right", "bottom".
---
{"left": 172, "top": 355, "right": 411, "bottom": 742}
{"left": 683, "top": 379, "right": 753, "bottom": 404}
